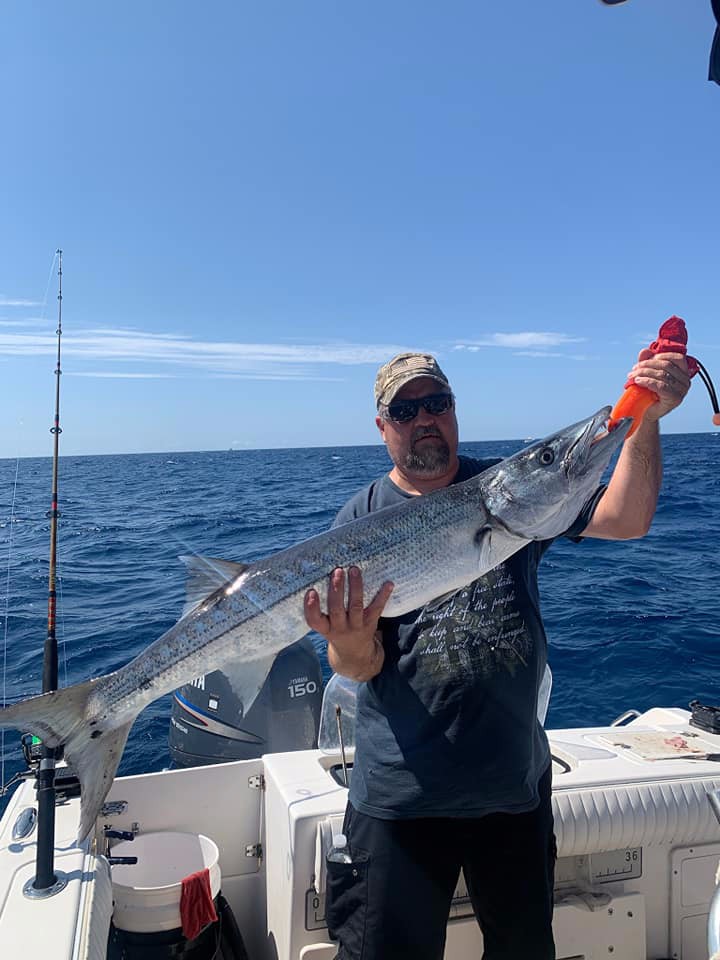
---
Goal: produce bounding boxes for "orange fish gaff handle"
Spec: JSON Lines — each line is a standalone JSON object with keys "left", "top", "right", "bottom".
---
{"left": 608, "top": 315, "right": 720, "bottom": 436}
{"left": 608, "top": 384, "right": 659, "bottom": 438}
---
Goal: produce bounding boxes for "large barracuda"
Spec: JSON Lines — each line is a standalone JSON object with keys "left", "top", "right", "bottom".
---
{"left": 0, "top": 407, "right": 629, "bottom": 840}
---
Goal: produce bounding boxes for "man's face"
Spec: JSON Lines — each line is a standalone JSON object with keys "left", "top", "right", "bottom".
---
{"left": 376, "top": 376, "right": 459, "bottom": 478}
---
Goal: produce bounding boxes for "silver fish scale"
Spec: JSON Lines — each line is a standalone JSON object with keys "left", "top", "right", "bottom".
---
{"left": 238, "top": 478, "right": 494, "bottom": 615}
{"left": 91, "top": 478, "right": 503, "bottom": 720}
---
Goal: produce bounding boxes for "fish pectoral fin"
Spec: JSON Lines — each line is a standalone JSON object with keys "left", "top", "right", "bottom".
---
{"left": 178, "top": 555, "right": 251, "bottom": 618}
{"left": 222, "top": 652, "right": 278, "bottom": 718}
{"left": 73, "top": 718, "right": 135, "bottom": 843}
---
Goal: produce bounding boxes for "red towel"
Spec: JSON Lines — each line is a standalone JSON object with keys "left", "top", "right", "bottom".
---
{"left": 180, "top": 867, "right": 218, "bottom": 942}
{"left": 622, "top": 315, "right": 699, "bottom": 389}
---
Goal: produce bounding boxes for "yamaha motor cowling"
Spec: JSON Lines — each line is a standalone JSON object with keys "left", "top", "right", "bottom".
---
{"left": 169, "top": 636, "right": 323, "bottom": 766}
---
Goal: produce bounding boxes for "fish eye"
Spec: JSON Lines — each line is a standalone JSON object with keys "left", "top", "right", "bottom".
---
{"left": 539, "top": 447, "right": 555, "bottom": 466}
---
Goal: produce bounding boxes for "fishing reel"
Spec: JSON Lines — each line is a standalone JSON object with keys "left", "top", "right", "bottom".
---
{"left": 0, "top": 736, "right": 47, "bottom": 798}
{"left": 21, "top": 733, "right": 45, "bottom": 769}
{"left": 19, "top": 734, "right": 80, "bottom": 801}
{"left": 20, "top": 733, "right": 65, "bottom": 769}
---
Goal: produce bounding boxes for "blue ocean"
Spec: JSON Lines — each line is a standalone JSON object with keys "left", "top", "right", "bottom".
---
{"left": 1, "top": 434, "right": 718, "bottom": 810}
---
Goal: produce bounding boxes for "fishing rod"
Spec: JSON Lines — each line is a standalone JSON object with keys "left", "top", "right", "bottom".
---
{"left": 44, "top": 249, "right": 62, "bottom": 696}
{"left": 27, "top": 249, "right": 66, "bottom": 898}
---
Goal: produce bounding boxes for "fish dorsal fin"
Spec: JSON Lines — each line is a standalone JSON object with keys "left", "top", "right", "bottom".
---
{"left": 178, "top": 554, "right": 250, "bottom": 618}
{"left": 178, "top": 553, "right": 280, "bottom": 715}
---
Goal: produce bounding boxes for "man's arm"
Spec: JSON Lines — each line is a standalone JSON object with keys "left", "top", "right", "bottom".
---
{"left": 582, "top": 418, "right": 662, "bottom": 539}
{"left": 583, "top": 350, "right": 690, "bottom": 540}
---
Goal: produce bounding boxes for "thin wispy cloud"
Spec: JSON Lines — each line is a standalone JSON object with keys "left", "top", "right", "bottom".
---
{"left": 79, "top": 327, "right": 193, "bottom": 341}
{"left": 210, "top": 372, "right": 346, "bottom": 382}
{"left": 0, "top": 297, "right": 42, "bottom": 307}
{"left": 514, "top": 350, "right": 589, "bottom": 360}
{"left": 0, "top": 325, "right": 412, "bottom": 380}
{"left": 455, "top": 332, "right": 587, "bottom": 351}
{"left": 68, "top": 371, "right": 178, "bottom": 379}
{"left": 0, "top": 318, "right": 54, "bottom": 328}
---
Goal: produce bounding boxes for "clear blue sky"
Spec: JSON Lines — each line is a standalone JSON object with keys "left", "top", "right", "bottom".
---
{"left": 2, "top": 1, "right": 718, "bottom": 457}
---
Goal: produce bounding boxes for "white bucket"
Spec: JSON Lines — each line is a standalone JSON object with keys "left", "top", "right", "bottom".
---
{"left": 111, "top": 832, "right": 221, "bottom": 934}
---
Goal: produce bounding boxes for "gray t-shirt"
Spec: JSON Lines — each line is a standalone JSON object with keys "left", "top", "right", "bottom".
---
{"left": 334, "top": 455, "right": 603, "bottom": 820}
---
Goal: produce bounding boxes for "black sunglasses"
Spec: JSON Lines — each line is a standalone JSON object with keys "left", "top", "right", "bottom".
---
{"left": 380, "top": 392, "right": 455, "bottom": 424}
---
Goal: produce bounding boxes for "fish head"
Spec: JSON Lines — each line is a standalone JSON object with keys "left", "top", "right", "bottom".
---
{"left": 485, "top": 407, "right": 631, "bottom": 540}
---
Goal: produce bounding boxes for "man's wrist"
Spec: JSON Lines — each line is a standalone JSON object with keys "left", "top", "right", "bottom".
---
{"left": 328, "top": 634, "right": 384, "bottom": 682}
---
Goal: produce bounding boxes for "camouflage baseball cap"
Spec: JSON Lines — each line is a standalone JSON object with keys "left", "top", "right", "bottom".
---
{"left": 374, "top": 352, "right": 451, "bottom": 407}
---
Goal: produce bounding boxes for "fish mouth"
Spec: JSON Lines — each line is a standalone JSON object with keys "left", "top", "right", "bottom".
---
{"left": 566, "top": 406, "right": 631, "bottom": 475}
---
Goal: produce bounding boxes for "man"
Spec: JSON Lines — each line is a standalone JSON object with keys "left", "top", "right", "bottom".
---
{"left": 304, "top": 349, "right": 690, "bottom": 960}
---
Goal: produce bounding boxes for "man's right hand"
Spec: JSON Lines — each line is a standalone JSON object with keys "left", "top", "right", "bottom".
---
{"left": 304, "top": 566, "right": 394, "bottom": 682}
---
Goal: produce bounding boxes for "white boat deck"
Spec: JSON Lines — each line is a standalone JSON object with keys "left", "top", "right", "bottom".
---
{"left": 0, "top": 706, "right": 719, "bottom": 959}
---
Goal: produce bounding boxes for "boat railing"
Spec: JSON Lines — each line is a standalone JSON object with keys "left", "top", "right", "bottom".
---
{"left": 708, "top": 789, "right": 720, "bottom": 959}
{"left": 610, "top": 709, "right": 642, "bottom": 727}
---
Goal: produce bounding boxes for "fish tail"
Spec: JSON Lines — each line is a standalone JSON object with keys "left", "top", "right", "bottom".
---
{"left": 0, "top": 678, "right": 136, "bottom": 842}
{"left": 74, "top": 717, "right": 134, "bottom": 842}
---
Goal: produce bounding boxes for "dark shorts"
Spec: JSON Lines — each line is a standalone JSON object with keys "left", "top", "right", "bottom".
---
{"left": 326, "top": 766, "right": 556, "bottom": 960}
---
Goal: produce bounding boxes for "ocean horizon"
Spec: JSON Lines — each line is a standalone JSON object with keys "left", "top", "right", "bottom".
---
{"left": 2, "top": 426, "right": 718, "bottom": 463}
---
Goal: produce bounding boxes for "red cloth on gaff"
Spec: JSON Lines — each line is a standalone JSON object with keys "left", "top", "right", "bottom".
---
{"left": 621, "top": 315, "right": 699, "bottom": 390}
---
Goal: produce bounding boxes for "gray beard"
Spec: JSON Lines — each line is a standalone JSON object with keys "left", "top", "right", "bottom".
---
{"left": 403, "top": 432, "right": 451, "bottom": 475}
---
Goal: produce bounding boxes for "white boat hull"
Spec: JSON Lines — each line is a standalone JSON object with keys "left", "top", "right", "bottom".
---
{"left": 1, "top": 706, "right": 720, "bottom": 959}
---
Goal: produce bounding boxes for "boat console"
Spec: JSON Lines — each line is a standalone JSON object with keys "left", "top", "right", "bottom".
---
{"left": 261, "top": 706, "right": 720, "bottom": 960}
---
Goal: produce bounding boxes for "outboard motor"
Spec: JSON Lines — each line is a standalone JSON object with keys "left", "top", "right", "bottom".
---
{"left": 169, "top": 636, "right": 323, "bottom": 766}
